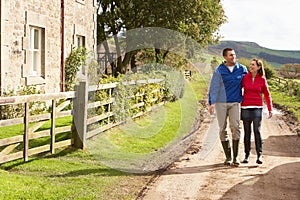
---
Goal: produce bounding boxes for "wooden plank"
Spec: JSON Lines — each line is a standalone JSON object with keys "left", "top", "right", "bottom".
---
{"left": 0, "top": 135, "right": 23, "bottom": 146}
{"left": 28, "top": 144, "right": 50, "bottom": 156}
{"left": 87, "top": 98, "right": 115, "bottom": 109}
{"left": 86, "top": 123, "right": 115, "bottom": 139}
{"left": 0, "top": 97, "right": 16, "bottom": 105}
{"left": 0, "top": 151, "right": 23, "bottom": 164}
{"left": 27, "top": 125, "right": 71, "bottom": 140}
{"left": 29, "top": 121, "right": 48, "bottom": 133}
{"left": 56, "top": 100, "right": 71, "bottom": 112}
{"left": 29, "top": 130, "right": 50, "bottom": 140}
{"left": 0, "top": 117, "right": 24, "bottom": 127}
{"left": 0, "top": 91, "right": 75, "bottom": 105}
{"left": 55, "top": 139, "right": 72, "bottom": 148}
{"left": 55, "top": 126, "right": 72, "bottom": 134}
{"left": 0, "top": 143, "right": 20, "bottom": 155}
{"left": 87, "top": 112, "right": 114, "bottom": 125}
{"left": 57, "top": 110, "right": 72, "bottom": 118}
{"left": 88, "top": 82, "right": 118, "bottom": 91}
{"left": 1, "top": 115, "right": 49, "bottom": 128}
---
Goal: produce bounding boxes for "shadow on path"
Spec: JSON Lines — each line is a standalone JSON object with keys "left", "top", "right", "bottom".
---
{"left": 262, "top": 135, "right": 300, "bottom": 157}
{"left": 221, "top": 162, "right": 300, "bottom": 200}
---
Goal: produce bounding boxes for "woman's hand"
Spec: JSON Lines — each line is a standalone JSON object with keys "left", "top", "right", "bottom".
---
{"left": 268, "top": 111, "right": 273, "bottom": 118}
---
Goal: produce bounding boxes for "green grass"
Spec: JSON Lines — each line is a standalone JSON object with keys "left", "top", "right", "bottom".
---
{"left": 85, "top": 81, "right": 200, "bottom": 173}
{"left": 268, "top": 78, "right": 300, "bottom": 121}
{"left": 0, "top": 78, "right": 204, "bottom": 199}
{"left": 106, "top": 85, "right": 198, "bottom": 153}
{"left": 189, "top": 73, "right": 209, "bottom": 101}
{"left": 271, "top": 91, "right": 300, "bottom": 121}
{"left": 0, "top": 149, "right": 150, "bottom": 200}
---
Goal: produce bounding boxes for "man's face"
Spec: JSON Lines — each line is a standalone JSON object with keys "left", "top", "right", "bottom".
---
{"left": 224, "top": 50, "right": 236, "bottom": 66}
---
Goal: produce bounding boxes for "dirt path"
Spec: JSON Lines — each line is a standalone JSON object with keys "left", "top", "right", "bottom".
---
{"left": 139, "top": 110, "right": 300, "bottom": 200}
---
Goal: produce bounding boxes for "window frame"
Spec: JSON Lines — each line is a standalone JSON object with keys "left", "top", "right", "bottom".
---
{"left": 75, "top": 35, "right": 85, "bottom": 48}
{"left": 27, "top": 26, "right": 45, "bottom": 78}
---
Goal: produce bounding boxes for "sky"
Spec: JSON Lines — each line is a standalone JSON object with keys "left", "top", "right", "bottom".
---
{"left": 219, "top": 0, "right": 300, "bottom": 51}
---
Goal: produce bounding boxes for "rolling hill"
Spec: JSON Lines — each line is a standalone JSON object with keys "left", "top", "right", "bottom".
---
{"left": 208, "top": 41, "right": 300, "bottom": 69}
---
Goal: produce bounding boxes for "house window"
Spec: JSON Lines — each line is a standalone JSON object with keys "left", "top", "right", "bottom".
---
{"left": 28, "top": 26, "right": 45, "bottom": 76}
{"left": 76, "top": 35, "right": 85, "bottom": 48}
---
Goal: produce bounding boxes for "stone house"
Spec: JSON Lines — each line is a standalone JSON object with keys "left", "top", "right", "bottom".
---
{"left": 0, "top": 0, "right": 97, "bottom": 94}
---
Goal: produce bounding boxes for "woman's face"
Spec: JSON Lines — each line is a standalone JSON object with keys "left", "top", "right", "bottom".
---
{"left": 249, "top": 60, "right": 261, "bottom": 73}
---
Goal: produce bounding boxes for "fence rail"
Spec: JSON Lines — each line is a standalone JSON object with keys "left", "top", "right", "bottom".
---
{"left": 0, "top": 78, "right": 165, "bottom": 164}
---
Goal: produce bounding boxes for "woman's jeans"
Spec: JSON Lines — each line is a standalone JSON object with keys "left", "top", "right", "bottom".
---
{"left": 241, "top": 108, "right": 263, "bottom": 157}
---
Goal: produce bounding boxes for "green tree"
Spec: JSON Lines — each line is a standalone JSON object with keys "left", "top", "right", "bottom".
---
{"left": 97, "top": 0, "right": 226, "bottom": 75}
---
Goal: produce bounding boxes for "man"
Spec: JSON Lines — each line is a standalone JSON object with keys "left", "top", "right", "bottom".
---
{"left": 208, "top": 48, "right": 248, "bottom": 166}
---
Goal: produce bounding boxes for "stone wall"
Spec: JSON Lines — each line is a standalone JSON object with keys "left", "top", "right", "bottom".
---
{"left": 0, "top": 0, "right": 97, "bottom": 94}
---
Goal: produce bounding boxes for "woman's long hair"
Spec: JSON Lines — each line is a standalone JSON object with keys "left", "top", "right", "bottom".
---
{"left": 252, "top": 58, "right": 265, "bottom": 77}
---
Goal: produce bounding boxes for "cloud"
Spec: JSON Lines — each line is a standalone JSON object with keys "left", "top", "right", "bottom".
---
{"left": 219, "top": 0, "right": 300, "bottom": 50}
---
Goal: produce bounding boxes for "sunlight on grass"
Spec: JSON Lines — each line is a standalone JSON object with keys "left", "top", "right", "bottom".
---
{"left": 0, "top": 151, "right": 147, "bottom": 200}
{"left": 96, "top": 81, "right": 199, "bottom": 154}
{"left": 0, "top": 73, "right": 208, "bottom": 199}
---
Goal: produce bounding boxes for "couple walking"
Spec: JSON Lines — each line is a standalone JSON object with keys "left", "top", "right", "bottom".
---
{"left": 208, "top": 48, "right": 273, "bottom": 166}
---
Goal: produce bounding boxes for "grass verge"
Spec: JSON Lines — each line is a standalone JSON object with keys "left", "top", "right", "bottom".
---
{"left": 0, "top": 76, "right": 207, "bottom": 199}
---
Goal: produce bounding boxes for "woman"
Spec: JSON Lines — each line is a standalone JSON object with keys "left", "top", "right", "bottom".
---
{"left": 241, "top": 58, "right": 273, "bottom": 164}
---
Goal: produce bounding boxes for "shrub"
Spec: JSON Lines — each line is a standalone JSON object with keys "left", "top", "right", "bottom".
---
{"left": 65, "top": 47, "right": 87, "bottom": 91}
{"left": 0, "top": 86, "right": 47, "bottom": 120}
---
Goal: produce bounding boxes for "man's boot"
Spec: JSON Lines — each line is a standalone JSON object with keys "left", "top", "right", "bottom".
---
{"left": 232, "top": 140, "right": 240, "bottom": 166}
{"left": 221, "top": 141, "right": 231, "bottom": 165}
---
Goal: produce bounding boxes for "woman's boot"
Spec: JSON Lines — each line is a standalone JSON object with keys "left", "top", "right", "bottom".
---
{"left": 242, "top": 153, "right": 250, "bottom": 163}
{"left": 242, "top": 139, "right": 250, "bottom": 163}
{"left": 255, "top": 136, "right": 263, "bottom": 164}
{"left": 256, "top": 153, "right": 263, "bottom": 164}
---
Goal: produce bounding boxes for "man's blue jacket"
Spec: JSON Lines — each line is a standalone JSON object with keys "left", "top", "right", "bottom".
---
{"left": 208, "top": 62, "right": 248, "bottom": 105}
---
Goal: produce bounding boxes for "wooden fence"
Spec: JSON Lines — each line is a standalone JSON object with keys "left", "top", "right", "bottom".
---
{"left": 0, "top": 78, "right": 164, "bottom": 164}
{"left": 0, "top": 92, "right": 75, "bottom": 164}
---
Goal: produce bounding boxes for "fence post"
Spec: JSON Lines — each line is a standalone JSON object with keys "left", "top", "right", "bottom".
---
{"left": 72, "top": 80, "right": 88, "bottom": 149}
{"left": 50, "top": 99, "right": 56, "bottom": 154}
{"left": 23, "top": 102, "right": 29, "bottom": 162}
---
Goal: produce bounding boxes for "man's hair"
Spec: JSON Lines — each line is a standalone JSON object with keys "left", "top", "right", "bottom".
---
{"left": 222, "top": 48, "right": 234, "bottom": 57}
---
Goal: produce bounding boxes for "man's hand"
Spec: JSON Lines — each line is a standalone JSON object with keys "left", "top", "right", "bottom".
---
{"left": 208, "top": 104, "right": 215, "bottom": 115}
